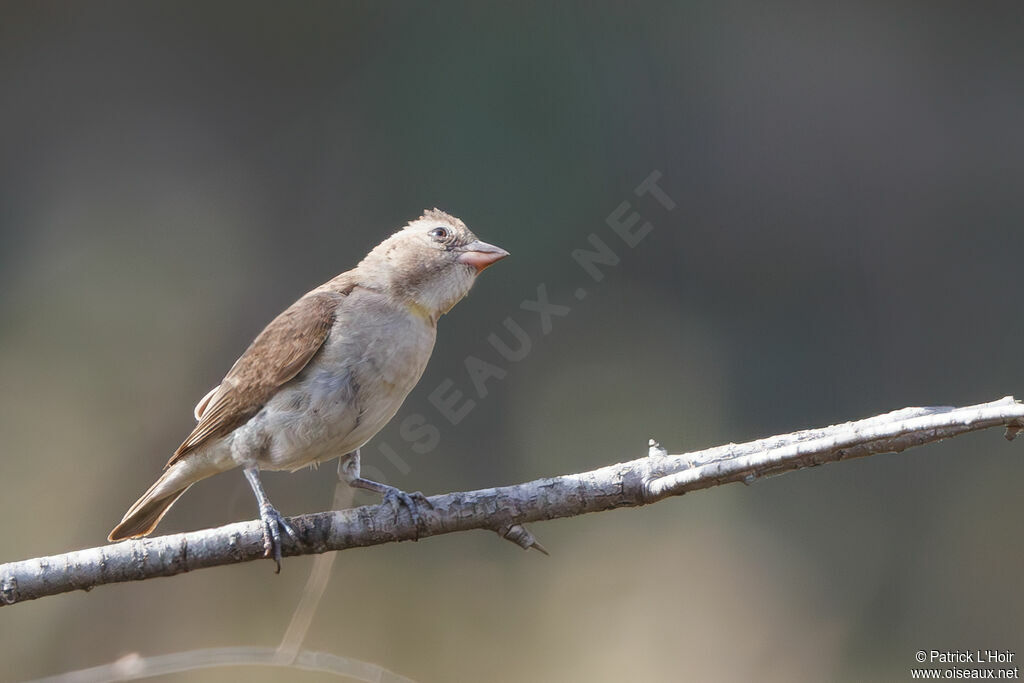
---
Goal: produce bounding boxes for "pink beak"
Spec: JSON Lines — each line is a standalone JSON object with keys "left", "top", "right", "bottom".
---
{"left": 457, "top": 240, "right": 510, "bottom": 273}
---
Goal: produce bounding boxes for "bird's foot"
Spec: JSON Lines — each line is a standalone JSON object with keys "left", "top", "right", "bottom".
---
{"left": 340, "top": 452, "right": 430, "bottom": 538}
{"left": 379, "top": 486, "right": 429, "bottom": 534}
{"left": 258, "top": 503, "right": 299, "bottom": 573}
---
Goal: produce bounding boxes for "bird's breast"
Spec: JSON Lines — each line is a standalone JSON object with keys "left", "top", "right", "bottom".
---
{"left": 254, "top": 299, "right": 437, "bottom": 470}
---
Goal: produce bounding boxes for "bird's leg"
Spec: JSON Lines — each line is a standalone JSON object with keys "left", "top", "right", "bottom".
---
{"left": 338, "top": 449, "right": 427, "bottom": 534}
{"left": 243, "top": 465, "right": 299, "bottom": 573}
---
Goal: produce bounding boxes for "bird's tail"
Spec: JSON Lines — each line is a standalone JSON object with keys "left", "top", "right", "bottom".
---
{"left": 108, "top": 457, "right": 220, "bottom": 542}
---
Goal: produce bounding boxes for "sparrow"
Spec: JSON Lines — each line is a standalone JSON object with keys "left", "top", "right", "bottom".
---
{"left": 108, "top": 209, "right": 509, "bottom": 569}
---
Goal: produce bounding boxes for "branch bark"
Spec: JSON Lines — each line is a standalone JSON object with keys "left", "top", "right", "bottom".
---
{"left": 3, "top": 396, "right": 1022, "bottom": 607}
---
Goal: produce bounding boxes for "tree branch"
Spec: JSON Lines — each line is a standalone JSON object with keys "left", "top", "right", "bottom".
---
{"left": 3, "top": 396, "right": 1022, "bottom": 607}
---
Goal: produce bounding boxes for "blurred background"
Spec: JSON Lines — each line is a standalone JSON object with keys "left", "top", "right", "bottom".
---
{"left": 2, "top": 2, "right": 1023, "bottom": 681}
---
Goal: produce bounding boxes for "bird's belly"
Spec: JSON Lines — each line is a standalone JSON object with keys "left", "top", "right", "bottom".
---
{"left": 245, "top": 313, "right": 434, "bottom": 471}
{"left": 250, "top": 369, "right": 362, "bottom": 470}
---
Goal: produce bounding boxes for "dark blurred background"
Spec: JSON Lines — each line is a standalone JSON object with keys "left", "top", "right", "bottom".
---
{"left": 2, "top": 2, "right": 1023, "bottom": 681}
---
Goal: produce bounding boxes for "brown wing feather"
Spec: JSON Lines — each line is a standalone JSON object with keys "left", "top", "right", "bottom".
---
{"left": 166, "top": 288, "right": 344, "bottom": 466}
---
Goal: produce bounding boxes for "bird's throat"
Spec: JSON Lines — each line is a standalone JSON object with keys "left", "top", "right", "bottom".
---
{"left": 404, "top": 299, "right": 438, "bottom": 323}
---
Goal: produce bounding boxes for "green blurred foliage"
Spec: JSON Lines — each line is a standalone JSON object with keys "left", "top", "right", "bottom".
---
{"left": 2, "top": 2, "right": 1023, "bottom": 681}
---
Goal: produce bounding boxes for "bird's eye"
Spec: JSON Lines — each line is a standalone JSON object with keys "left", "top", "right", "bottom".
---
{"left": 429, "top": 227, "right": 449, "bottom": 241}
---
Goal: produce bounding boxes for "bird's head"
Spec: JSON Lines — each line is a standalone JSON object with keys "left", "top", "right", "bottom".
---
{"left": 360, "top": 209, "right": 509, "bottom": 320}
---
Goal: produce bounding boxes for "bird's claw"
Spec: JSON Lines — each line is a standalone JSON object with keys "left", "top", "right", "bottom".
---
{"left": 381, "top": 487, "right": 427, "bottom": 536}
{"left": 258, "top": 504, "right": 299, "bottom": 573}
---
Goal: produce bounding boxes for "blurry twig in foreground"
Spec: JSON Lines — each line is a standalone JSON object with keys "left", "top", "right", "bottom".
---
{"left": 274, "top": 475, "right": 354, "bottom": 665}
{"left": 28, "top": 647, "right": 417, "bottom": 683}
{"left": 4, "top": 396, "right": 1023, "bottom": 607}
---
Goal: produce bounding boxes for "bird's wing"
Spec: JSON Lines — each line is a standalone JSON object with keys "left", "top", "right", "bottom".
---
{"left": 193, "top": 385, "right": 219, "bottom": 420}
{"left": 166, "top": 287, "right": 346, "bottom": 466}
